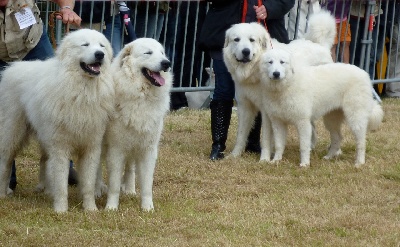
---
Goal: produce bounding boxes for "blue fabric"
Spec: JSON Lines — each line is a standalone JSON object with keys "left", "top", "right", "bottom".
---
{"left": 212, "top": 59, "right": 235, "bottom": 101}
{"left": 103, "top": 14, "right": 123, "bottom": 56}
{"left": 134, "top": 11, "right": 164, "bottom": 40}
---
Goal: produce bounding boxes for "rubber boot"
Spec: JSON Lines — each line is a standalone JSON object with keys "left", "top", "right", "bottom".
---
{"left": 209, "top": 99, "right": 233, "bottom": 161}
{"left": 245, "top": 112, "right": 262, "bottom": 154}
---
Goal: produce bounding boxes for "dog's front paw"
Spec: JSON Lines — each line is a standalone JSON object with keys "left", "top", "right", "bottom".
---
{"left": 105, "top": 194, "right": 120, "bottom": 210}
{"left": 141, "top": 197, "right": 154, "bottom": 212}
{"left": 6, "top": 188, "right": 14, "bottom": 195}
{"left": 229, "top": 150, "right": 242, "bottom": 159}
{"left": 95, "top": 182, "right": 108, "bottom": 198}
{"left": 324, "top": 148, "right": 342, "bottom": 160}
{"left": 299, "top": 163, "right": 310, "bottom": 168}
{"left": 259, "top": 157, "right": 271, "bottom": 163}
{"left": 35, "top": 183, "right": 45, "bottom": 193}
{"left": 121, "top": 183, "right": 136, "bottom": 196}
{"left": 105, "top": 204, "right": 118, "bottom": 211}
{"left": 53, "top": 200, "right": 69, "bottom": 213}
{"left": 225, "top": 153, "right": 237, "bottom": 160}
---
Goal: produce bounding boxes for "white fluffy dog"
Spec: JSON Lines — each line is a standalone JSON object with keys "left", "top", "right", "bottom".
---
{"left": 104, "top": 38, "right": 172, "bottom": 211}
{"left": 223, "top": 10, "right": 336, "bottom": 162}
{"left": 0, "top": 29, "right": 114, "bottom": 212}
{"left": 259, "top": 48, "right": 384, "bottom": 167}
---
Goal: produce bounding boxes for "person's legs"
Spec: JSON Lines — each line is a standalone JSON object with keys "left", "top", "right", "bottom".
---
{"left": 342, "top": 41, "right": 350, "bottom": 64}
{"left": 23, "top": 29, "right": 54, "bottom": 61}
{"left": 103, "top": 14, "right": 122, "bottom": 56}
{"left": 209, "top": 58, "right": 235, "bottom": 160}
{"left": 133, "top": 2, "right": 157, "bottom": 38}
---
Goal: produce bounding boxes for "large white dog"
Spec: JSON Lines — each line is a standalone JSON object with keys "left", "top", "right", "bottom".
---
{"left": 0, "top": 29, "right": 114, "bottom": 212}
{"left": 259, "top": 48, "right": 384, "bottom": 167}
{"left": 104, "top": 38, "right": 172, "bottom": 211}
{"left": 223, "top": 10, "right": 336, "bottom": 162}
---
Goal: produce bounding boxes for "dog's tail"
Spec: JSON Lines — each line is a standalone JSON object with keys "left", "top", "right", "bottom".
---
{"left": 368, "top": 100, "right": 384, "bottom": 131}
{"left": 303, "top": 9, "right": 336, "bottom": 49}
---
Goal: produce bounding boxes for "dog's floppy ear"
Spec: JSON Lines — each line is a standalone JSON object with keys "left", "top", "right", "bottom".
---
{"left": 263, "top": 31, "right": 273, "bottom": 50}
{"left": 224, "top": 25, "right": 233, "bottom": 48}
{"left": 249, "top": 22, "right": 269, "bottom": 49}
{"left": 119, "top": 44, "right": 133, "bottom": 67}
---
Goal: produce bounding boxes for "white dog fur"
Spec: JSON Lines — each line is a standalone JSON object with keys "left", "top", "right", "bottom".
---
{"left": 223, "top": 10, "right": 336, "bottom": 162}
{"left": 103, "top": 38, "right": 172, "bottom": 211}
{"left": 0, "top": 29, "right": 114, "bottom": 212}
{"left": 259, "top": 48, "right": 384, "bottom": 167}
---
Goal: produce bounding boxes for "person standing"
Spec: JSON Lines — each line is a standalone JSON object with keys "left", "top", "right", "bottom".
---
{"left": 199, "top": 0, "right": 295, "bottom": 161}
{"left": 0, "top": 0, "right": 81, "bottom": 191}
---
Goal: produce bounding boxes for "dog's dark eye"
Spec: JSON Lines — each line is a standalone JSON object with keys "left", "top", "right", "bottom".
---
{"left": 144, "top": 51, "right": 153, "bottom": 55}
{"left": 234, "top": 38, "right": 240, "bottom": 42}
{"left": 249, "top": 38, "right": 255, "bottom": 42}
{"left": 268, "top": 61, "right": 273, "bottom": 64}
{"left": 280, "top": 61, "right": 285, "bottom": 64}
{"left": 82, "top": 43, "right": 89, "bottom": 47}
{"left": 100, "top": 44, "right": 105, "bottom": 48}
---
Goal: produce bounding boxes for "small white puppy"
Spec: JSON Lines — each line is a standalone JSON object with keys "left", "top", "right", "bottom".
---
{"left": 259, "top": 48, "right": 384, "bottom": 167}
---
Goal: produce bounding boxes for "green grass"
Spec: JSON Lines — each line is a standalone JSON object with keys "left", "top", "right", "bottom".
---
{"left": 1, "top": 99, "right": 399, "bottom": 246}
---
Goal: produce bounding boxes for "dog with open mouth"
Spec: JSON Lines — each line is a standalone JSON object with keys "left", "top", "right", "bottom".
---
{"left": 223, "top": 10, "right": 336, "bottom": 162}
{"left": 0, "top": 29, "right": 114, "bottom": 212}
{"left": 102, "top": 38, "right": 172, "bottom": 211}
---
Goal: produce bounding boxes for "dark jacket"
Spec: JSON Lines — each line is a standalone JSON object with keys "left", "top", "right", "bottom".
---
{"left": 198, "top": 0, "right": 295, "bottom": 52}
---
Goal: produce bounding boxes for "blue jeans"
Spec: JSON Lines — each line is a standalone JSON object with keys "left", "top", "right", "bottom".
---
{"left": 212, "top": 58, "right": 235, "bottom": 101}
{"left": 103, "top": 14, "right": 123, "bottom": 56}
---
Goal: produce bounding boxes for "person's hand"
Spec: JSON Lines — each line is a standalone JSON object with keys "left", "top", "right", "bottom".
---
{"left": 57, "top": 7, "right": 81, "bottom": 26}
{"left": 253, "top": 5, "right": 267, "bottom": 20}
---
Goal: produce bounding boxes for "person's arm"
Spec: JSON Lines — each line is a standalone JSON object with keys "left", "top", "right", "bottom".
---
{"left": 52, "top": 0, "right": 81, "bottom": 26}
{"left": 263, "top": 0, "right": 295, "bottom": 20}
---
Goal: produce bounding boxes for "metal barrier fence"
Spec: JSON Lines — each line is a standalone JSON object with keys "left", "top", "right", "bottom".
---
{"left": 39, "top": 0, "right": 400, "bottom": 98}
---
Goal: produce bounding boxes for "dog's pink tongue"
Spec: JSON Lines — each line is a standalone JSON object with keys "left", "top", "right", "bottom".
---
{"left": 89, "top": 63, "right": 101, "bottom": 73}
{"left": 151, "top": 72, "right": 165, "bottom": 86}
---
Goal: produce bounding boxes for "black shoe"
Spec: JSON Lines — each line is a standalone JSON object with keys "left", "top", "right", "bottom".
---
{"left": 68, "top": 164, "right": 78, "bottom": 186}
{"left": 210, "top": 144, "right": 225, "bottom": 161}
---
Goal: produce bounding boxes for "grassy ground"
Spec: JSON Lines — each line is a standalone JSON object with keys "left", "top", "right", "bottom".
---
{"left": 0, "top": 99, "right": 399, "bottom": 246}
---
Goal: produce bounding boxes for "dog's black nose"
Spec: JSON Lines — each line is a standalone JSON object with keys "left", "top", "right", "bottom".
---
{"left": 161, "top": 60, "right": 171, "bottom": 71}
{"left": 273, "top": 71, "right": 280, "bottom": 79}
{"left": 242, "top": 48, "right": 250, "bottom": 57}
{"left": 95, "top": 51, "right": 105, "bottom": 60}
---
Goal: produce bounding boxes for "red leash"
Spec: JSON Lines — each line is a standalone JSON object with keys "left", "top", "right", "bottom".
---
{"left": 241, "top": 0, "right": 273, "bottom": 48}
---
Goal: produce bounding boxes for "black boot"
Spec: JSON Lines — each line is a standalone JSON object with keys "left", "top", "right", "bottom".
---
{"left": 210, "top": 99, "right": 233, "bottom": 161}
{"left": 245, "top": 112, "right": 262, "bottom": 154}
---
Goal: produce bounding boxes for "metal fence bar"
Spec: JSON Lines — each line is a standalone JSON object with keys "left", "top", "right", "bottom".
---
{"left": 40, "top": 0, "right": 400, "bottom": 95}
